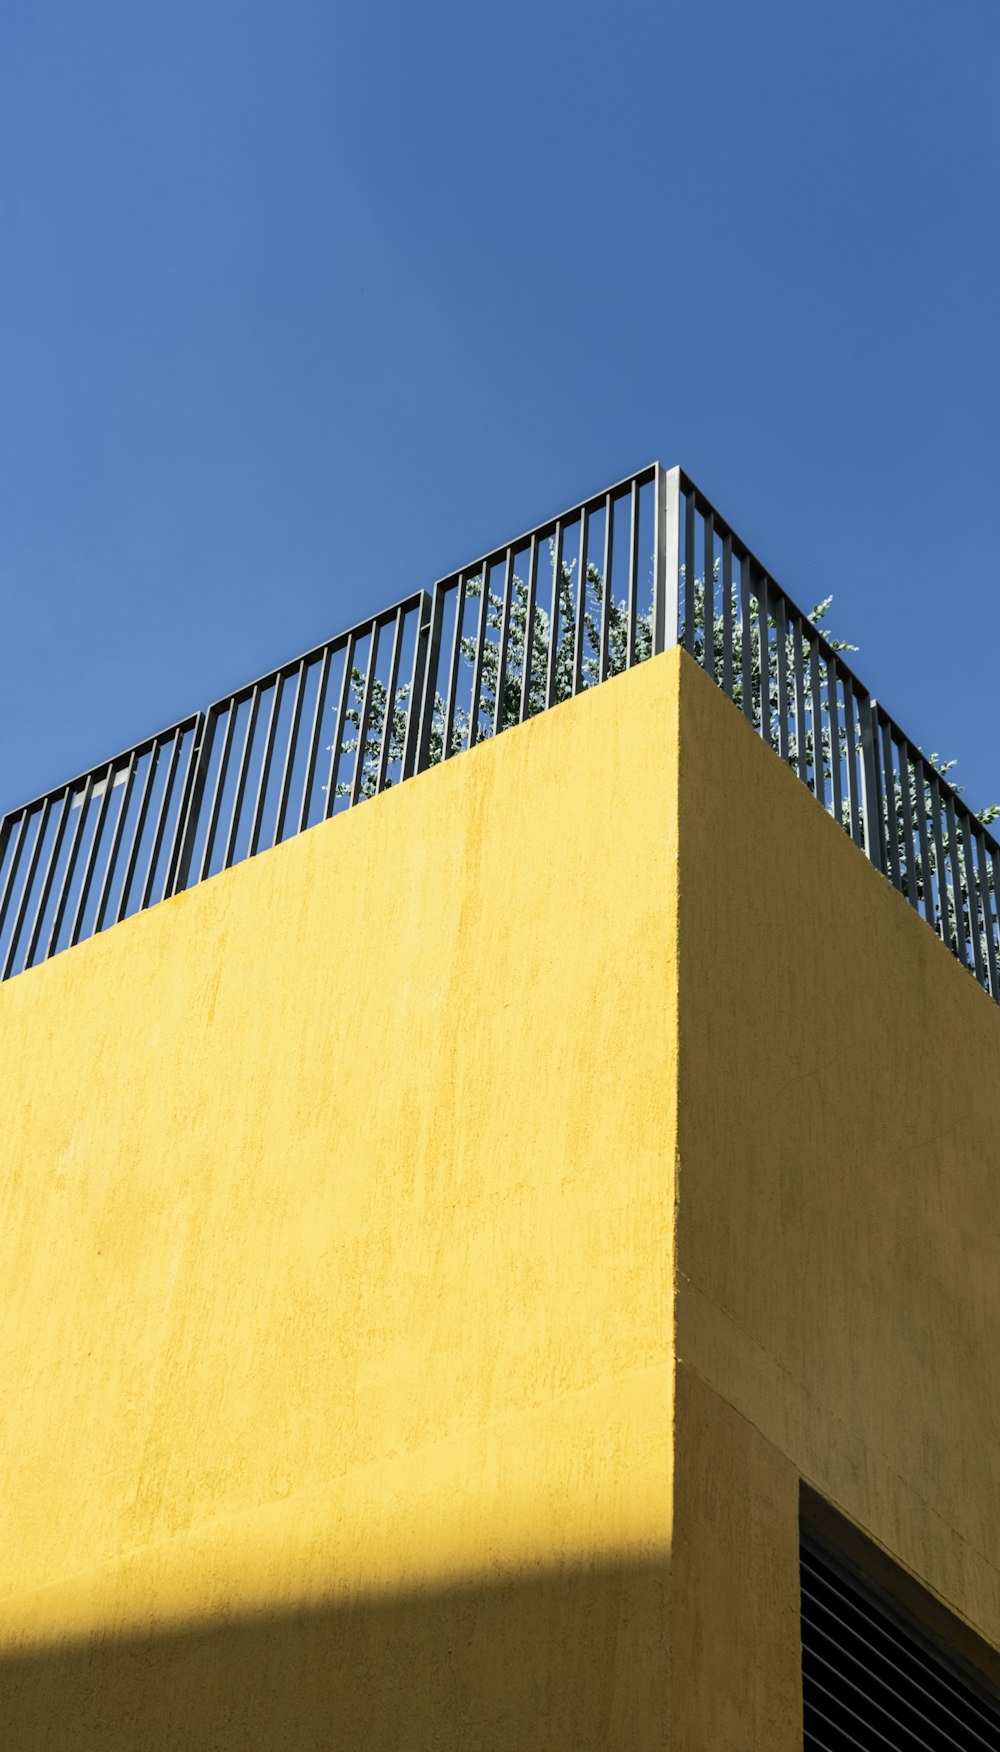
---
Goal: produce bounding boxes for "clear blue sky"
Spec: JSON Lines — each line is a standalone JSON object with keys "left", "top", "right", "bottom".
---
{"left": 2, "top": 0, "right": 997, "bottom": 816}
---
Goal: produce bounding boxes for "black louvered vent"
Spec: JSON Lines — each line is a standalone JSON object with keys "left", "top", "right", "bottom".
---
{"left": 801, "top": 1532, "right": 1000, "bottom": 1750}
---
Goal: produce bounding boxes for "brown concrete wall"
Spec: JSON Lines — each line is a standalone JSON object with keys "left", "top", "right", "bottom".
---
{"left": 672, "top": 653, "right": 1000, "bottom": 1748}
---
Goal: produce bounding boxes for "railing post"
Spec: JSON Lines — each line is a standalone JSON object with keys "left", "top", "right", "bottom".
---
{"left": 653, "top": 464, "right": 681, "bottom": 655}
{"left": 167, "top": 711, "right": 211, "bottom": 897}
{"left": 400, "top": 591, "right": 433, "bottom": 781}
{"left": 860, "top": 696, "right": 886, "bottom": 875}
{"left": 414, "top": 583, "right": 446, "bottom": 774}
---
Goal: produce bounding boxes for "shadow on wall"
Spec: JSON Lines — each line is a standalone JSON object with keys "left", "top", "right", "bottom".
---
{"left": 1, "top": 1555, "right": 669, "bottom": 1751}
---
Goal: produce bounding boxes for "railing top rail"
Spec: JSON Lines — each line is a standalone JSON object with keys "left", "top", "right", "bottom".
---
{"left": 203, "top": 588, "right": 430, "bottom": 715}
{"left": 432, "top": 462, "right": 658, "bottom": 589}
{"left": 1, "top": 712, "right": 202, "bottom": 829}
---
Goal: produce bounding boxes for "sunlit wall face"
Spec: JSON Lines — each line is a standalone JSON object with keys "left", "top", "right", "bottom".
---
{"left": 0, "top": 653, "right": 680, "bottom": 1751}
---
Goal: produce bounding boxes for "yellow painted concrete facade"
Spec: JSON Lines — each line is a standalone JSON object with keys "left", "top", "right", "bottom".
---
{"left": 0, "top": 656, "right": 679, "bottom": 1749}
{"left": 2, "top": 647, "right": 1000, "bottom": 1746}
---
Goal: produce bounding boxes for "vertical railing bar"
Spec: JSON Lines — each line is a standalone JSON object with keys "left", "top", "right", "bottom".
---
{"left": 898, "top": 740, "right": 919, "bottom": 912}
{"left": 544, "top": 522, "right": 565, "bottom": 709}
{"left": 722, "top": 531, "right": 734, "bottom": 700}
{"left": 657, "top": 466, "right": 681, "bottom": 659}
{"left": 880, "top": 717, "right": 902, "bottom": 891}
{"left": 441, "top": 581, "right": 466, "bottom": 762}
{"left": 492, "top": 552, "right": 514, "bottom": 739}
{"left": 827, "top": 659, "right": 843, "bottom": 828}
{"left": 791, "top": 613, "right": 808, "bottom": 784}
{"left": 375, "top": 608, "right": 406, "bottom": 792}
{"left": 775, "top": 590, "right": 791, "bottom": 765}
{"left": 944, "top": 789, "right": 968, "bottom": 963}
{"left": 929, "top": 773, "right": 950, "bottom": 944}
{"left": 2, "top": 801, "right": 51, "bottom": 980}
{"left": 947, "top": 791, "right": 972, "bottom": 965}
{"left": 961, "top": 813, "right": 986, "bottom": 987}
{"left": 249, "top": 680, "right": 285, "bottom": 842}
{"left": 683, "top": 492, "right": 697, "bottom": 655}
{"left": 94, "top": 752, "right": 138, "bottom": 934}
{"left": 350, "top": 623, "right": 381, "bottom": 801}
{"left": 843, "top": 682, "right": 863, "bottom": 850}
{"left": 896, "top": 739, "right": 917, "bottom": 911}
{"left": 626, "top": 482, "right": 639, "bottom": 669}
{"left": 141, "top": 732, "right": 185, "bottom": 909}
{"left": 298, "top": 646, "right": 332, "bottom": 834}
{"left": 326, "top": 635, "right": 358, "bottom": 812}
{"left": 859, "top": 697, "right": 884, "bottom": 873}
{"left": 24, "top": 789, "right": 72, "bottom": 970}
{"left": 572, "top": 507, "right": 589, "bottom": 697}
{"left": 991, "top": 846, "right": 1000, "bottom": 999}
{"left": 652, "top": 466, "right": 667, "bottom": 656}
{"left": 808, "top": 640, "right": 823, "bottom": 803}
{"left": 757, "top": 570, "right": 772, "bottom": 749}
{"left": 68, "top": 761, "right": 116, "bottom": 947}
{"left": 196, "top": 705, "right": 237, "bottom": 883}
{"left": 403, "top": 593, "right": 432, "bottom": 780}
{"left": 913, "top": 754, "right": 934, "bottom": 928}
{"left": 0, "top": 811, "right": 31, "bottom": 951}
{"left": 739, "top": 553, "right": 754, "bottom": 725}
{"left": 975, "top": 829, "right": 998, "bottom": 999}
{"left": 520, "top": 535, "right": 540, "bottom": 723}
{"left": 274, "top": 657, "right": 308, "bottom": 841}
{"left": 795, "top": 616, "right": 809, "bottom": 781}
{"left": 161, "top": 725, "right": 202, "bottom": 903}
{"left": 415, "top": 588, "right": 445, "bottom": 774}
{"left": 224, "top": 685, "right": 262, "bottom": 870}
{"left": 468, "top": 560, "right": 493, "bottom": 745}
{"left": 45, "top": 774, "right": 94, "bottom": 961}
{"left": 116, "top": 745, "right": 161, "bottom": 921}
{"left": 702, "top": 509, "right": 715, "bottom": 678}
{"left": 599, "top": 493, "right": 614, "bottom": 684}
{"left": 166, "top": 715, "right": 209, "bottom": 899}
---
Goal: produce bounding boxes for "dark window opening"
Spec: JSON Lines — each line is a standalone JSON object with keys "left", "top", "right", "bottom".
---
{"left": 801, "top": 1513, "right": 1000, "bottom": 1750}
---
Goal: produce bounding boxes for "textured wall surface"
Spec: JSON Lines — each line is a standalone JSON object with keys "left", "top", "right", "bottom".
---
{"left": 5, "top": 644, "right": 1000, "bottom": 1750}
{"left": 673, "top": 655, "right": 1000, "bottom": 1749}
{"left": 0, "top": 655, "right": 679, "bottom": 1749}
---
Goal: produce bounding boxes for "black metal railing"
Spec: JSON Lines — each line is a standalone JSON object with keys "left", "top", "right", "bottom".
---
{"left": 2, "top": 462, "right": 998, "bottom": 1003}
{"left": 673, "top": 467, "right": 1000, "bottom": 1002}
{"left": 0, "top": 716, "right": 200, "bottom": 980}
{"left": 170, "top": 592, "right": 429, "bottom": 894}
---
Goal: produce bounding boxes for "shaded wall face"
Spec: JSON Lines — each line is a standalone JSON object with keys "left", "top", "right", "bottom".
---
{"left": 0, "top": 657, "right": 680, "bottom": 1749}
{"left": 672, "top": 655, "right": 1000, "bottom": 1749}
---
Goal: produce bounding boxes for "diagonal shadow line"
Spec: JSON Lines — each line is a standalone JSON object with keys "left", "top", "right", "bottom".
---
{"left": 0, "top": 1553, "right": 670, "bottom": 1751}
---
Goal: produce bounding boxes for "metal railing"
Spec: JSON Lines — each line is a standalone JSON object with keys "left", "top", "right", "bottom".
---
{"left": 672, "top": 466, "right": 1000, "bottom": 1003}
{"left": 416, "top": 464, "right": 659, "bottom": 765}
{"left": 0, "top": 716, "right": 200, "bottom": 981}
{"left": 170, "top": 593, "right": 429, "bottom": 893}
{"left": 2, "top": 462, "right": 998, "bottom": 1003}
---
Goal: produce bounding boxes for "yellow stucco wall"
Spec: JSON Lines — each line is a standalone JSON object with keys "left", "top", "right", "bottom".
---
{"left": 673, "top": 654, "right": 1000, "bottom": 1748}
{"left": 5, "top": 642, "right": 999, "bottom": 1748}
{"left": 0, "top": 656, "right": 679, "bottom": 1750}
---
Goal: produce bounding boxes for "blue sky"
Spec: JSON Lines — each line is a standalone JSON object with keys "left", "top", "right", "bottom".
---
{"left": 2, "top": 0, "right": 997, "bottom": 816}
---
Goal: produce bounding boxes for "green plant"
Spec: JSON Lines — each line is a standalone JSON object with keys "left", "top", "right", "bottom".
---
{"left": 332, "top": 551, "right": 998, "bottom": 965}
